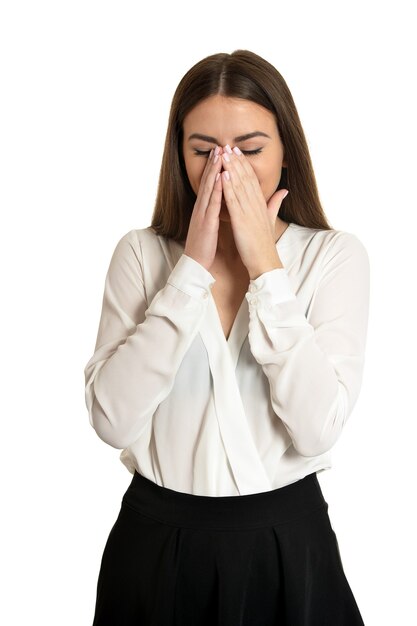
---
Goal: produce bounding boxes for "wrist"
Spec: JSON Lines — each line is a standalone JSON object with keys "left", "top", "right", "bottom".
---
{"left": 247, "top": 255, "right": 284, "bottom": 280}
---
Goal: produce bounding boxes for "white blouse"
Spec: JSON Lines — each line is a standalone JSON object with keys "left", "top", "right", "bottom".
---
{"left": 84, "top": 222, "right": 370, "bottom": 496}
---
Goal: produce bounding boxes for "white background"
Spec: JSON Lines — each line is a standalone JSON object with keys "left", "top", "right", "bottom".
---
{"left": 1, "top": 1, "right": 415, "bottom": 623}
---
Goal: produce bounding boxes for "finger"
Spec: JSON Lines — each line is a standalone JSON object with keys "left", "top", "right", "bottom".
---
{"left": 221, "top": 168, "right": 240, "bottom": 217}
{"left": 223, "top": 148, "right": 271, "bottom": 221}
{"left": 205, "top": 169, "right": 223, "bottom": 221}
{"left": 196, "top": 148, "right": 214, "bottom": 196}
{"left": 195, "top": 147, "right": 223, "bottom": 213}
{"left": 221, "top": 150, "right": 253, "bottom": 212}
{"left": 229, "top": 147, "right": 260, "bottom": 196}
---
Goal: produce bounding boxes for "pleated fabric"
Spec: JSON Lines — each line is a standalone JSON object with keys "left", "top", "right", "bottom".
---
{"left": 91, "top": 471, "right": 365, "bottom": 625}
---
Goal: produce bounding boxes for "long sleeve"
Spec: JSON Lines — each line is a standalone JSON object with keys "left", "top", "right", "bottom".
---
{"left": 245, "top": 231, "right": 370, "bottom": 458}
{"left": 84, "top": 230, "right": 216, "bottom": 449}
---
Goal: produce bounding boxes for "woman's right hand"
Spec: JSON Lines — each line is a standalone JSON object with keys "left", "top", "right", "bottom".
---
{"left": 184, "top": 146, "right": 223, "bottom": 272}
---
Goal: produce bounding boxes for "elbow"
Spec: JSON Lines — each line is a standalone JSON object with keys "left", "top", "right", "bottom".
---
{"left": 91, "top": 423, "right": 128, "bottom": 450}
{"left": 85, "top": 368, "right": 133, "bottom": 449}
{"left": 90, "top": 421, "right": 127, "bottom": 451}
{"left": 89, "top": 396, "right": 135, "bottom": 450}
{"left": 291, "top": 395, "right": 345, "bottom": 457}
{"left": 293, "top": 435, "right": 335, "bottom": 458}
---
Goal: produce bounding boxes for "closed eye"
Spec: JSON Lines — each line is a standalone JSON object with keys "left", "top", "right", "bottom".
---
{"left": 193, "top": 148, "right": 263, "bottom": 157}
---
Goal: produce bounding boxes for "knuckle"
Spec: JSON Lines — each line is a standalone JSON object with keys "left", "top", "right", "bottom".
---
{"left": 233, "top": 179, "right": 243, "bottom": 193}
{"left": 204, "top": 179, "right": 214, "bottom": 194}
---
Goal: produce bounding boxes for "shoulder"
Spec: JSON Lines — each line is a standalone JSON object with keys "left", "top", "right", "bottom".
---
{"left": 321, "top": 228, "right": 369, "bottom": 271}
{"left": 103, "top": 228, "right": 150, "bottom": 279}
{"left": 291, "top": 223, "right": 369, "bottom": 265}
{"left": 113, "top": 226, "right": 154, "bottom": 248}
{"left": 111, "top": 226, "right": 160, "bottom": 261}
{"left": 109, "top": 226, "right": 177, "bottom": 281}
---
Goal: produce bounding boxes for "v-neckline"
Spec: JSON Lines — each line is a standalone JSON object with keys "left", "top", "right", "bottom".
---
{"left": 165, "top": 221, "right": 295, "bottom": 352}
{"left": 209, "top": 289, "right": 246, "bottom": 345}
{"left": 209, "top": 222, "right": 294, "bottom": 345}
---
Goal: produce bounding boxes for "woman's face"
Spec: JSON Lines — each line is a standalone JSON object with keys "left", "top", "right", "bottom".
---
{"left": 182, "top": 94, "right": 287, "bottom": 222}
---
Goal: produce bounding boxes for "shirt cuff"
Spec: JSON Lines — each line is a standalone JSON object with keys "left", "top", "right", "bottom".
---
{"left": 167, "top": 253, "right": 216, "bottom": 301}
{"left": 245, "top": 267, "right": 297, "bottom": 309}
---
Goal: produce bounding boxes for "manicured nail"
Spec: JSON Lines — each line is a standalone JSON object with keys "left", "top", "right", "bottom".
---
{"left": 215, "top": 172, "right": 220, "bottom": 181}
{"left": 223, "top": 170, "right": 230, "bottom": 181}
{"left": 224, "top": 144, "right": 233, "bottom": 154}
{"left": 213, "top": 154, "right": 219, "bottom": 163}
{"left": 214, "top": 145, "right": 220, "bottom": 156}
{"left": 282, "top": 190, "right": 289, "bottom": 199}
{"left": 233, "top": 146, "right": 242, "bottom": 155}
{"left": 222, "top": 152, "right": 230, "bottom": 162}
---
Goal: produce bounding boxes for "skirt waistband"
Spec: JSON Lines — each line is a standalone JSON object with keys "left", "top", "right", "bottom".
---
{"left": 121, "top": 471, "right": 329, "bottom": 531}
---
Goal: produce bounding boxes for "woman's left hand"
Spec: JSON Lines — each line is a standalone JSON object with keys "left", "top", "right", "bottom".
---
{"left": 220, "top": 146, "right": 289, "bottom": 279}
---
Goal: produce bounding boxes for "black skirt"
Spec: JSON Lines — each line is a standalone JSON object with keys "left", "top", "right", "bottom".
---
{"left": 91, "top": 470, "right": 365, "bottom": 625}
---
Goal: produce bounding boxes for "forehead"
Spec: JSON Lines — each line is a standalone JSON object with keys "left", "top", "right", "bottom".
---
{"left": 183, "top": 95, "right": 278, "bottom": 135}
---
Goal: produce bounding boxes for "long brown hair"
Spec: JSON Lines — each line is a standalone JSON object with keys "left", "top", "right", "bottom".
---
{"left": 151, "top": 49, "right": 332, "bottom": 242}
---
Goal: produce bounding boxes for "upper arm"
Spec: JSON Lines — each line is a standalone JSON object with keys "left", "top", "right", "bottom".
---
{"left": 93, "top": 229, "right": 147, "bottom": 353}
{"left": 305, "top": 231, "right": 371, "bottom": 424}
{"left": 308, "top": 231, "right": 371, "bottom": 354}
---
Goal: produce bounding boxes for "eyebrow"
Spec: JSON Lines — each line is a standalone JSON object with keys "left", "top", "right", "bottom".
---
{"left": 187, "top": 131, "right": 271, "bottom": 143}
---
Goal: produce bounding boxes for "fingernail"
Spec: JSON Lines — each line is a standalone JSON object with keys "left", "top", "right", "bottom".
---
{"left": 214, "top": 145, "right": 220, "bottom": 156}
{"left": 215, "top": 172, "right": 220, "bottom": 181}
{"left": 222, "top": 152, "right": 230, "bottom": 162}
{"left": 233, "top": 146, "right": 242, "bottom": 155}
{"left": 223, "top": 170, "right": 230, "bottom": 181}
{"left": 214, "top": 154, "right": 219, "bottom": 163}
{"left": 225, "top": 144, "right": 233, "bottom": 154}
{"left": 282, "top": 190, "right": 289, "bottom": 199}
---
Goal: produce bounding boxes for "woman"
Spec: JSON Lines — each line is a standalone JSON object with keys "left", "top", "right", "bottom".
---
{"left": 84, "top": 49, "right": 369, "bottom": 625}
